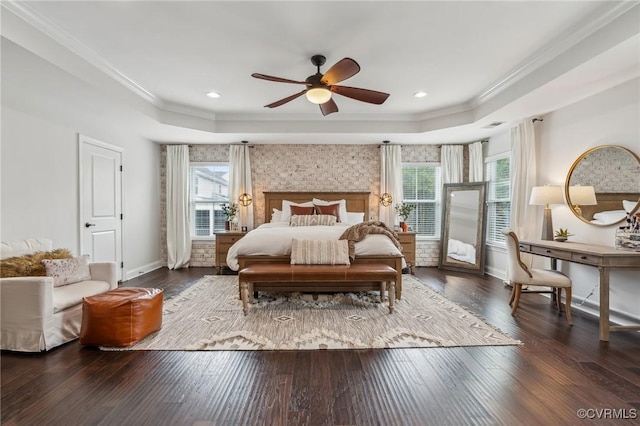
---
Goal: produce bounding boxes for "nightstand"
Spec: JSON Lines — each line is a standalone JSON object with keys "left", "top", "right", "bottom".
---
{"left": 397, "top": 232, "right": 416, "bottom": 274}
{"left": 214, "top": 231, "right": 246, "bottom": 274}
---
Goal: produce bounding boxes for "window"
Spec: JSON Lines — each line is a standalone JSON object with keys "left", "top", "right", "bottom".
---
{"left": 402, "top": 163, "right": 442, "bottom": 237}
{"left": 485, "top": 156, "right": 511, "bottom": 245}
{"left": 190, "top": 163, "right": 230, "bottom": 237}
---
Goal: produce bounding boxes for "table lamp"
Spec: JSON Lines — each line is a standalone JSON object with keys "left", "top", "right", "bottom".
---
{"left": 568, "top": 185, "right": 597, "bottom": 216}
{"left": 529, "top": 185, "right": 564, "bottom": 240}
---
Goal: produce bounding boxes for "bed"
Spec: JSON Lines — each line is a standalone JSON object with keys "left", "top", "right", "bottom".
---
{"left": 229, "top": 191, "right": 405, "bottom": 299}
{"left": 446, "top": 239, "right": 476, "bottom": 264}
{"left": 581, "top": 193, "right": 640, "bottom": 224}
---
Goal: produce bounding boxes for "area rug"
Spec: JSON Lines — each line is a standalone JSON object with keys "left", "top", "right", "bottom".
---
{"left": 102, "top": 275, "right": 520, "bottom": 351}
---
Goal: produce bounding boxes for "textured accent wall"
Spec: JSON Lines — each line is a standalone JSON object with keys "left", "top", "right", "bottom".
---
{"left": 570, "top": 147, "right": 640, "bottom": 192}
{"left": 160, "top": 143, "right": 446, "bottom": 267}
{"left": 251, "top": 144, "right": 380, "bottom": 225}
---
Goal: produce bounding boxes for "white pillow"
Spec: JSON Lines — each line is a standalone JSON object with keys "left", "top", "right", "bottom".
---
{"left": 281, "top": 200, "right": 314, "bottom": 223}
{"left": 345, "top": 212, "right": 365, "bottom": 224}
{"left": 592, "top": 210, "right": 626, "bottom": 222}
{"left": 271, "top": 208, "right": 283, "bottom": 223}
{"left": 312, "top": 198, "right": 348, "bottom": 223}
{"left": 623, "top": 199, "right": 639, "bottom": 213}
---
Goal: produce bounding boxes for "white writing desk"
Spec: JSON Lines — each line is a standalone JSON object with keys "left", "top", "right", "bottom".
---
{"left": 519, "top": 239, "right": 640, "bottom": 341}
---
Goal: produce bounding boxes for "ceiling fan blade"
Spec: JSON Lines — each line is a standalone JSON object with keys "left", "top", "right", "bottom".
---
{"left": 320, "top": 58, "right": 360, "bottom": 85}
{"left": 252, "top": 73, "right": 310, "bottom": 85}
{"left": 319, "top": 98, "right": 338, "bottom": 116}
{"left": 331, "top": 85, "right": 390, "bottom": 105}
{"left": 264, "top": 90, "right": 306, "bottom": 108}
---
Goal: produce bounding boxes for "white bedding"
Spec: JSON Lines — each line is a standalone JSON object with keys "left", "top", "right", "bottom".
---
{"left": 226, "top": 222, "right": 406, "bottom": 271}
{"left": 590, "top": 209, "right": 626, "bottom": 224}
{"left": 447, "top": 239, "right": 476, "bottom": 264}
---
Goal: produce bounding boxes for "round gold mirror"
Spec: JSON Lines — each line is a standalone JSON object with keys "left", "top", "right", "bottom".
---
{"left": 565, "top": 145, "right": 640, "bottom": 226}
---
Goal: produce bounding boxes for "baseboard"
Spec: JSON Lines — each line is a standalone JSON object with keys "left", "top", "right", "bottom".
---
{"left": 484, "top": 265, "right": 505, "bottom": 281}
{"left": 568, "top": 296, "right": 640, "bottom": 328}
{"left": 123, "top": 260, "right": 164, "bottom": 282}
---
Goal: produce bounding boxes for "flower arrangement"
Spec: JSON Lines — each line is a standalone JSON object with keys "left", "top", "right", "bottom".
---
{"left": 394, "top": 202, "right": 415, "bottom": 222}
{"left": 221, "top": 203, "right": 239, "bottom": 221}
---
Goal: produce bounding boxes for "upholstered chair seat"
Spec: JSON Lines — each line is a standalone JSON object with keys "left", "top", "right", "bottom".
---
{"left": 502, "top": 229, "right": 573, "bottom": 325}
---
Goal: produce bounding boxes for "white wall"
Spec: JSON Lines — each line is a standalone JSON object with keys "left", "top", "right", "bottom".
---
{"left": 1, "top": 38, "right": 162, "bottom": 280}
{"left": 487, "top": 77, "right": 640, "bottom": 323}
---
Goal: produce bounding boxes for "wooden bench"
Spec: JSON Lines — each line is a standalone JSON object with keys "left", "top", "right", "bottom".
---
{"left": 238, "top": 263, "right": 397, "bottom": 315}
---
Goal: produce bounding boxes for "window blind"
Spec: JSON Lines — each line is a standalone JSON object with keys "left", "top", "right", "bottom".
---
{"left": 189, "top": 163, "right": 230, "bottom": 237}
{"left": 402, "top": 164, "right": 441, "bottom": 236}
{"left": 485, "top": 157, "right": 511, "bottom": 244}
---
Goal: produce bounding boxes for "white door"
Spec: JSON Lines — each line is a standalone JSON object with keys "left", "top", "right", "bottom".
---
{"left": 80, "top": 135, "right": 123, "bottom": 281}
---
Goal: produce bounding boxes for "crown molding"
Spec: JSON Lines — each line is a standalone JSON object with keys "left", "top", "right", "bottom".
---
{"left": 2, "top": 1, "right": 160, "bottom": 106}
{"left": 471, "top": 1, "right": 639, "bottom": 108}
{"left": 4, "top": 0, "right": 637, "bottom": 136}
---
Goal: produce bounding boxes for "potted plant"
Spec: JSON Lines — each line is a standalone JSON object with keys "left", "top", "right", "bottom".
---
{"left": 395, "top": 202, "right": 415, "bottom": 232}
{"left": 221, "top": 203, "right": 239, "bottom": 230}
{"left": 554, "top": 228, "right": 573, "bottom": 242}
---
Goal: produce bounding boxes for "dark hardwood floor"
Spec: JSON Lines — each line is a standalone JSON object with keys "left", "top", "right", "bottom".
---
{"left": 2, "top": 267, "right": 639, "bottom": 425}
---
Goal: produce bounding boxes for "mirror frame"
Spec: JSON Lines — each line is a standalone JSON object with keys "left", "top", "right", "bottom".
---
{"left": 438, "top": 182, "right": 487, "bottom": 275}
{"left": 565, "top": 145, "right": 640, "bottom": 226}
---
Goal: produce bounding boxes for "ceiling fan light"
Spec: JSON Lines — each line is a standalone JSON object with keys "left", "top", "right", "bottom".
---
{"left": 306, "top": 87, "right": 332, "bottom": 104}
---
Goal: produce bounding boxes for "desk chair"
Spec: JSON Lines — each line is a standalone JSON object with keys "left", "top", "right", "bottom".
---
{"left": 502, "top": 229, "right": 573, "bottom": 325}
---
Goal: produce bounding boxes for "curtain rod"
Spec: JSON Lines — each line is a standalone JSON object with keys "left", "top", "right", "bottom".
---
{"left": 436, "top": 139, "right": 489, "bottom": 148}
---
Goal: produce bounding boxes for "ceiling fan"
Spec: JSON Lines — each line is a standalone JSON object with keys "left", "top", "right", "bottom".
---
{"left": 251, "top": 55, "right": 390, "bottom": 116}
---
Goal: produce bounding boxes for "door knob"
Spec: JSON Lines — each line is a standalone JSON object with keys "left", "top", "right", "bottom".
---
{"left": 85, "top": 223, "right": 96, "bottom": 228}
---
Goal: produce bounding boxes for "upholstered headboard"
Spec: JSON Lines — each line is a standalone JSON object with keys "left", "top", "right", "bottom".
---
{"left": 263, "top": 192, "right": 370, "bottom": 222}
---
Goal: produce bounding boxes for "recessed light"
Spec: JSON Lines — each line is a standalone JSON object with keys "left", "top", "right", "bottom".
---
{"left": 206, "top": 91, "right": 221, "bottom": 98}
{"left": 413, "top": 91, "right": 428, "bottom": 98}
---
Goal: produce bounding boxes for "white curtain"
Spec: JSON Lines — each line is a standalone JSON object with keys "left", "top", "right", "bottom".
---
{"left": 510, "top": 120, "right": 537, "bottom": 239}
{"left": 469, "top": 141, "right": 484, "bottom": 182}
{"left": 166, "top": 145, "right": 191, "bottom": 269}
{"left": 509, "top": 119, "right": 537, "bottom": 274}
{"left": 380, "top": 144, "right": 403, "bottom": 226}
{"left": 441, "top": 145, "right": 464, "bottom": 183}
{"left": 229, "top": 145, "right": 254, "bottom": 230}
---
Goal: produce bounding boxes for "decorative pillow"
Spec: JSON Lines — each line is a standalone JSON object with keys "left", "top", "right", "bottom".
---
{"left": 42, "top": 255, "right": 91, "bottom": 287}
{"left": 312, "top": 198, "right": 348, "bottom": 223}
{"left": 592, "top": 210, "right": 626, "bottom": 221}
{"left": 271, "top": 208, "right": 283, "bottom": 222}
{"left": 290, "top": 214, "right": 337, "bottom": 227}
{"left": 290, "top": 239, "right": 350, "bottom": 265}
{"left": 281, "top": 200, "right": 314, "bottom": 223}
{"left": 290, "top": 205, "right": 316, "bottom": 216}
{"left": 345, "top": 212, "right": 365, "bottom": 224}
{"left": 0, "top": 249, "right": 72, "bottom": 278}
{"left": 623, "top": 199, "right": 639, "bottom": 213}
{"left": 314, "top": 203, "right": 340, "bottom": 221}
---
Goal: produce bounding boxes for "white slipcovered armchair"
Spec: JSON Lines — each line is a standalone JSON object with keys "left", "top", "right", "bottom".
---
{"left": 1, "top": 239, "right": 118, "bottom": 352}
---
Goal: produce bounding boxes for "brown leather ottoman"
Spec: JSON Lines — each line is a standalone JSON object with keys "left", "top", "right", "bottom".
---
{"left": 80, "top": 288, "right": 163, "bottom": 347}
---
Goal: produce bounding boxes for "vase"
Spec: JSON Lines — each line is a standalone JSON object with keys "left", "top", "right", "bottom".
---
{"left": 400, "top": 222, "right": 408, "bottom": 232}
{"left": 225, "top": 221, "right": 230, "bottom": 231}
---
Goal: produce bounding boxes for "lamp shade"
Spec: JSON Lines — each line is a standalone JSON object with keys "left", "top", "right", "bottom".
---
{"left": 529, "top": 185, "right": 564, "bottom": 206}
{"left": 380, "top": 193, "right": 393, "bottom": 207}
{"left": 305, "top": 88, "right": 332, "bottom": 104}
{"left": 568, "top": 185, "right": 597, "bottom": 206}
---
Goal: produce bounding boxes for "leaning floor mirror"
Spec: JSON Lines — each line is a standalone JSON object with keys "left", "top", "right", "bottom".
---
{"left": 439, "top": 182, "right": 488, "bottom": 275}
